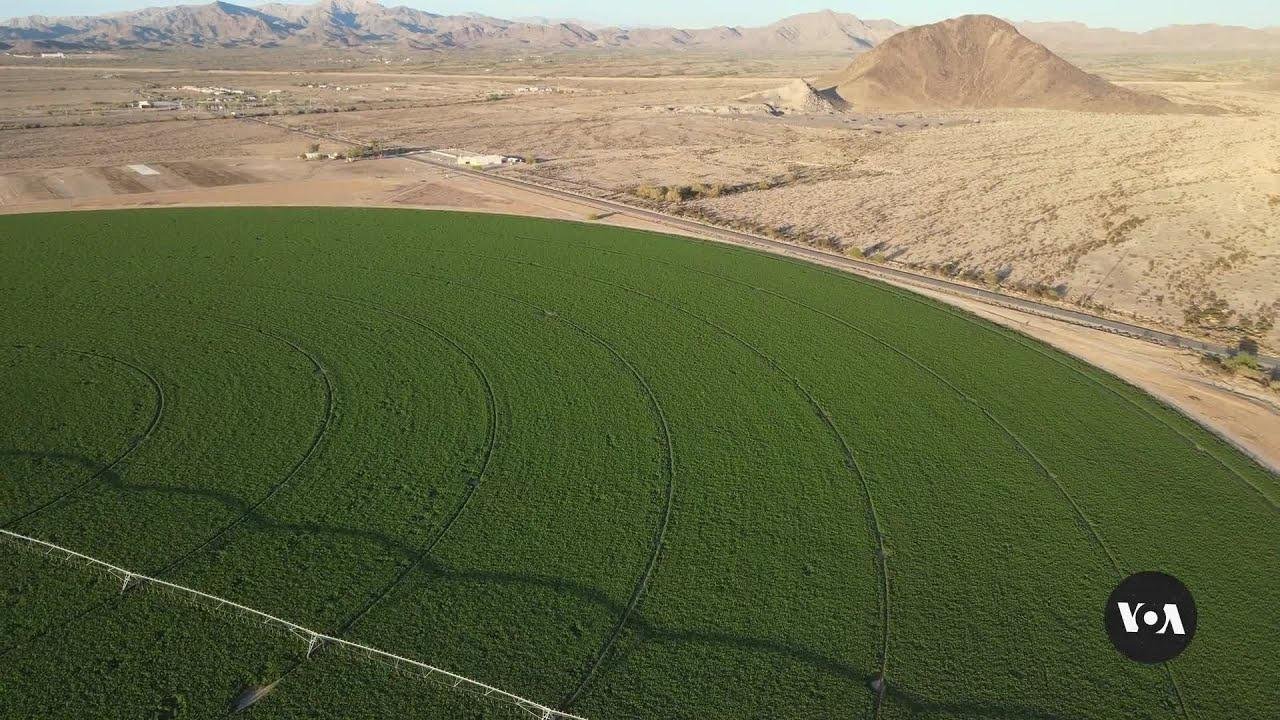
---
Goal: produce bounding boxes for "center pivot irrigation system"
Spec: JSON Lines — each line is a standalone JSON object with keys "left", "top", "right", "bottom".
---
{"left": 0, "top": 529, "right": 587, "bottom": 720}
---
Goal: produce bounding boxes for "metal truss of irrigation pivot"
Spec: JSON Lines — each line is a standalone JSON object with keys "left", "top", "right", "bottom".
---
{"left": 0, "top": 529, "right": 586, "bottom": 720}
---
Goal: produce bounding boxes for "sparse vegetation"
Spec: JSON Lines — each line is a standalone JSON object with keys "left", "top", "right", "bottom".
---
{"left": 1184, "top": 290, "right": 1236, "bottom": 328}
{"left": 629, "top": 170, "right": 818, "bottom": 206}
{"left": 1225, "top": 351, "right": 1261, "bottom": 371}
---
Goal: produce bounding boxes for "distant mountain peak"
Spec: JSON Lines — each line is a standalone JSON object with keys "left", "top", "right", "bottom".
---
{"left": 0, "top": 1, "right": 902, "bottom": 53}
{"left": 2, "top": 3, "right": 1276, "bottom": 55}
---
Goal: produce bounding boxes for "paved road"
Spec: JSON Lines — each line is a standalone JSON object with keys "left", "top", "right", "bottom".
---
{"left": 246, "top": 116, "right": 1278, "bottom": 369}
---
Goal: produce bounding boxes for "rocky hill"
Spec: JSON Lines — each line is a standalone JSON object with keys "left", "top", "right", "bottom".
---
{"left": 817, "top": 15, "right": 1186, "bottom": 113}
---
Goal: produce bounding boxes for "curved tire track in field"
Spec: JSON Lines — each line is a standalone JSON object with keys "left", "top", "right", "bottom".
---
{"left": 253, "top": 287, "right": 501, "bottom": 640}
{"left": 621, "top": 244, "right": 1257, "bottom": 717}
{"left": 373, "top": 267, "right": 676, "bottom": 714}
{"left": 0, "top": 318, "right": 330, "bottom": 660}
{"left": 147, "top": 316, "right": 335, "bottom": 578}
{"left": 574, "top": 239, "right": 1223, "bottom": 717}
{"left": 404, "top": 248, "right": 889, "bottom": 712}
{"left": 536, "top": 237, "right": 1128, "bottom": 563}
{"left": 221, "top": 286, "right": 505, "bottom": 706}
{"left": 793, "top": 271, "right": 1213, "bottom": 715}
{"left": 522, "top": 236, "right": 1161, "bottom": 705}
{"left": 1, "top": 344, "right": 165, "bottom": 530}
{"left": 877, "top": 286, "right": 1278, "bottom": 513}
{"left": 667, "top": 234, "right": 1276, "bottom": 513}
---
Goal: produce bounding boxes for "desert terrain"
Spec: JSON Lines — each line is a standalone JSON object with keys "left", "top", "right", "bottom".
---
{"left": 1, "top": 18, "right": 1278, "bottom": 470}
{"left": 6, "top": 51, "right": 1273, "bottom": 349}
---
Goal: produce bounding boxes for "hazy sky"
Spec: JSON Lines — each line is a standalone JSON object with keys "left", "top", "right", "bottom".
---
{"left": 4, "top": 0, "right": 1277, "bottom": 31}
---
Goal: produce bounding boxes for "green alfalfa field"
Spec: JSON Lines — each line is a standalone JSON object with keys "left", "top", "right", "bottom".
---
{"left": 0, "top": 207, "right": 1275, "bottom": 720}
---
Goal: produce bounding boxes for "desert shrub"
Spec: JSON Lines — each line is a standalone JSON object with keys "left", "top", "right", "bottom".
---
{"left": 1184, "top": 291, "right": 1234, "bottom": 327}
{"left": 814, "top": 235, "right": 841, "bottom": 251}
{"left": 1225, "top": 352, "right": 1261, "bottom": 372}
{"left": 664, "top": 186, "right": 693, "bottom": 203}
{"left": 686, "top": 182, "right": 726, "bottom": 199}
{"left": 1199, "top": 353, "right": 1230, "bottom": 374}
{"left": 633, "top": 185, "right": 666, "bottom": 202}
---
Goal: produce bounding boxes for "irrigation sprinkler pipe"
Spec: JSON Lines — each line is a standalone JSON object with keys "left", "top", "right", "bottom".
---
{"left": 0, "top": 528, "right": 586, "bottom": 720}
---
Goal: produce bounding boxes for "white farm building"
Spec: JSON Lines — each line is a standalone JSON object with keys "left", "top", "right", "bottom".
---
{"left": 428, "top": 148, "right": 522, "bottom": 168}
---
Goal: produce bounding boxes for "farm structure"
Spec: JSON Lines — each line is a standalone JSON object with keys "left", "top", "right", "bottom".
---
{"left": 428, "top": 148, "right": 523, "bottom": 167}
{"left": 132, "top": 100, "right": 183, "bottom": 110}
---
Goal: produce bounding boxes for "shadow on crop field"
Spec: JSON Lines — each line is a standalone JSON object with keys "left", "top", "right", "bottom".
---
{"left": 0, "top": 449, "right": 421, "bottom": 571}
{"left": 4, "top": 449, "right": 1066, "bottom": 720}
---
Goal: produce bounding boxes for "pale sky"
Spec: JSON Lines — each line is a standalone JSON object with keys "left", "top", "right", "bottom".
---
{"left": 4, "top": 0, "right": 1277, "bottom": 31}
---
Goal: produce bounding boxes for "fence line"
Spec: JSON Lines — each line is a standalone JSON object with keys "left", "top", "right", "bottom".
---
{"left": 0, "top": 528, "right": 586, "bottom": 720}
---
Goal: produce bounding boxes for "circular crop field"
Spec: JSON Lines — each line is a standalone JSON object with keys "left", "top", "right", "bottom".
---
{"left": 0, "top": 207, "right": 1275, "bottom": 720}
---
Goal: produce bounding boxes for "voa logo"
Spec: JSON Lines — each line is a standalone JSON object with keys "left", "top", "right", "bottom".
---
{"left": 1105, "top": 571, "right": 1197, "bottom": 663}
{"left": 1115, "top": 601, "right": 1186, "bottom": 635}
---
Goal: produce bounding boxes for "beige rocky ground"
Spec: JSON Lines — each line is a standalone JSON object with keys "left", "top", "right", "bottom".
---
{"left": 246, "top": 66, "right": 1279, "bottom": 353}
{"left": 3, "top": 61, "right": 1277, "bottom": 354}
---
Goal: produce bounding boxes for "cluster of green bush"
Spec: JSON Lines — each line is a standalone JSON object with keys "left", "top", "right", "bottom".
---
{"left": 632, "top": 182, "right": 728, "bottom": 203}
{"left": 1202, "top": 348, "right": 1271, "bottom": 379}
{"left": 631, "top": 171, "right": 818, "bottom": 205}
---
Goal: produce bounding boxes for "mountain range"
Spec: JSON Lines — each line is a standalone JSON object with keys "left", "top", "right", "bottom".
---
{"left": 1, "top": 1, "right": 1277, "bottom": 55}
{"left": 1016, "top": 21, "right": 1280, "bottom": 53}
{"left": 0, "top": 1, "right": 902, "bottom": 53}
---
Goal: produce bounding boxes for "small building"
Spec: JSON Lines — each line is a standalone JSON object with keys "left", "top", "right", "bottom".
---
{"left": 458, "top": 154, "right": 506, "bottom": 167}
{"left": 304, "top": 151, "right": 323, "bottom": 160}
{"left": 429, "top": 148, "right": 523, "bottom": 168}
{"left": 134, "top": 100, "right": 182, "bottom": 110}
{"left": 458, "top": 154, "right": 524, "bottom": 168}
{"left": 40, "top": 52, "right": 66, "bottom": 59}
